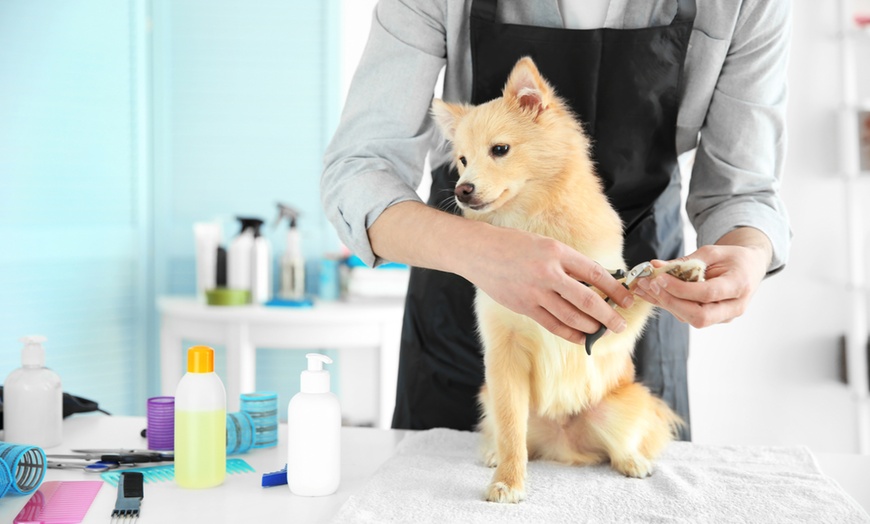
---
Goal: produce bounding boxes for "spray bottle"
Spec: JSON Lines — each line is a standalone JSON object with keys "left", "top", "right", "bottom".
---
{"left": 3, "top": 336, "right": 63, "bottom": 447}
{"left": 228, "top": 217, "right": 272, "bottom": 304}
{"left": 275, "top": 203, "right": 305, "bottom": 300}
{"left": 174, "top": 345, "right": 226, "bottom": 489}
{"left": 287, "top": 353, "right": 341, "bottom": 496}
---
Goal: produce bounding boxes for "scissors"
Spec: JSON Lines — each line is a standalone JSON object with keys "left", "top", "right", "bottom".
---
{"left": 584, "top": 261, "right": 655, "bottom": 356}
{"left": 47, "top": 449, "right": 173, "bottom": 472}
{"left": 70, "top": 448, "right": 174, "bottom": 462}
{"left": 46, "top": 459, "right": 123, "bottom": 473}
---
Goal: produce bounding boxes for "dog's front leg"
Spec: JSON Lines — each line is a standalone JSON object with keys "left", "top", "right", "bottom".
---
{"left": 483, "top": 345, "right": 531, "bottom": 503}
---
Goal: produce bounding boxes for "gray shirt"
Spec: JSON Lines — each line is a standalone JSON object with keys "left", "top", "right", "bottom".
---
{"left": 322, "top": 0, "right": 792, "bottom": 271}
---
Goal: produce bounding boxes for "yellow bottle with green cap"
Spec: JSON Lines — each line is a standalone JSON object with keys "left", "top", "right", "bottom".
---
{"left": 174, "top": 345, "right": 226, "bottom": 488}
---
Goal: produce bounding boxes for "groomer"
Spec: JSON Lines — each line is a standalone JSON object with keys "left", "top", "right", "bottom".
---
{"left": 322, "top": 0, "right": 791, "bottom": 440}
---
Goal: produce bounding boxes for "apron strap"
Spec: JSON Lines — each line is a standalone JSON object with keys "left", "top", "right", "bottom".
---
{"left": 471, "top": 0, "right": 497, "bottom": 22}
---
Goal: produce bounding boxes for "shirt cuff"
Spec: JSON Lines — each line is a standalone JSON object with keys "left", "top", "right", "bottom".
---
{"left": 323, "top": 168, "right": 422, "bottom": 268}
{"left": 693, "top": 202, "right": 792, "bottom": 276}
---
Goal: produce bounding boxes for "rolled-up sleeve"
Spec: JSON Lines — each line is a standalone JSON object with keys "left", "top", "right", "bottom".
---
{"left": 321, "top": 0, "right": 448, "bottom": 267}
{"left": 687, "top": 0, "right": 792, "bottom": 274}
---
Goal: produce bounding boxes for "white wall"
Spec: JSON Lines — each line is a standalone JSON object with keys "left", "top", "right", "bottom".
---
{"left": 337, "top": 1, "right": 870, "bottom": 453}
{"left": 689, "top": 1, "right": 870, "bottom": 454}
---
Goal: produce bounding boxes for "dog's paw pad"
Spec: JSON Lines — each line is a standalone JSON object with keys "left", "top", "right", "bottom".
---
{"left": 665, "top": 260, "right": 706, "bottom": 282}
{"left": 485, "top": 481, "right": 526, "bottom": 504}
{"left": 613, "top": 455, "right": 654, "bottom": 478}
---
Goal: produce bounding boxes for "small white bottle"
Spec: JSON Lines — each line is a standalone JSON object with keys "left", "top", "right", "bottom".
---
{"left": 251, "top": 230, "right": 272, "bottom": 304}
{"left": 277, "top": 204, "right": 305, "bottom": 300}
{"left": 3, "top": 335, "right": 63, "bottom": 447}
{"left": 287, "top": 353, "right": 341, "bottom": 496}
{"left": 228, "top": 223, "right": 254, "bottom": 294}
{"left": 174, "top": 345, "right": 227, "bottom": 489}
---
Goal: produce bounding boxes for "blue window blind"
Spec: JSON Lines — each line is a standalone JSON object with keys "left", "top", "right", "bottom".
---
{"left": 0, "top": 0, "right": 148, "bottom": 416}
{"left": 0, "top": 0, "right": 342, "bottom": 418}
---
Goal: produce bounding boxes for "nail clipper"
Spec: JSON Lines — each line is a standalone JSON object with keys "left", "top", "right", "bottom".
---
{"left": 584, "top": 261, "right": 654, "bottom": 355}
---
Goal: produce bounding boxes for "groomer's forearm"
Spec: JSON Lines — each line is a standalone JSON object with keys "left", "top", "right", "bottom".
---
{"left": 715, "top": 227, "right": 774, "bottom": 271}
{"left": 368, "top": 201, "right": 488, "bottom": 276}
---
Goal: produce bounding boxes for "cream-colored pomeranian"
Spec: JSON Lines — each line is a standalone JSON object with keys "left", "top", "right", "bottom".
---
{"left": 431, "top": 57, "right": 705, "bottom": 504}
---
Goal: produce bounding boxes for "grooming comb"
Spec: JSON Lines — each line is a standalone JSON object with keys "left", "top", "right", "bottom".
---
{"left": 13, "top": 480, "right": 102, "bottom": 524}
{"left": 111, "top": 472, "right": 143, "bottom": 522}
{"left": 100, "top": 458, "right": 255, "bottom": 486}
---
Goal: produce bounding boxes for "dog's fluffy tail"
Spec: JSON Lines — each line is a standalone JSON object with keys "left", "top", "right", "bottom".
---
{"left": 643, "top": 393, "right": 685, "bottom": 458}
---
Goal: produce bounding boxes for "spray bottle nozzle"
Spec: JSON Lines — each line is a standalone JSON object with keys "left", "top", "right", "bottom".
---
{"left": 236, "top": 217, "right": 265, "bottom": 237}
{"left": 274, "top": 203, "right": 300, "bottom": 229}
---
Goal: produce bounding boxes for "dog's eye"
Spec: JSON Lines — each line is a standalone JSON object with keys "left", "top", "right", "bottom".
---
{"left": 491, "top": 144, "right": 510, "bottom": 157}
{"left": 459, "top": 156, "right": 467, "bottom": 167}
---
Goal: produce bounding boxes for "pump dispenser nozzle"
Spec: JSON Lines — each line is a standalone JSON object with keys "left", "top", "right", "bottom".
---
{"left": 306, "top": 353, "right": 331, "bottom": 370}
{"left": 301, "top": 353, "right": 332, "bottom": 394}
{"left": 20, "top": 335, "right": 47, "bottom": 367}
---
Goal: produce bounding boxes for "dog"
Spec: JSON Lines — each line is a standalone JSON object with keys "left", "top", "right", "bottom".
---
{"left": 431, "top": 57, "right": 706, "bottom": 504}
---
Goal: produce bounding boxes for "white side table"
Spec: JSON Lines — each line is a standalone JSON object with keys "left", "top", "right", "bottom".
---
{"left": 158, "top": 297, "right": 405, "bottom": 428}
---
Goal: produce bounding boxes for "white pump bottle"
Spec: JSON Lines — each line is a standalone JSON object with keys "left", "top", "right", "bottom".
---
{"left": 3, "top": 335, "right": 63, "bottom": 447}
{"left": 287, "top": 353, "right": 341, "bottom": 496}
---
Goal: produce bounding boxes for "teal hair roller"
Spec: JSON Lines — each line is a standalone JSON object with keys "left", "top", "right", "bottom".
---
{"left": 0, "top": 442, "right": 47, "bottom": 497}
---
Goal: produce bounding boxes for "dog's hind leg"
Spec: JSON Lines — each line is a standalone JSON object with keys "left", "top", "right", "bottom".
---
{"left": 578, "top": 382, "right": 681, "bottom": 479}
{"left": 526, "top": 413, "right": 606, "bottom": 466}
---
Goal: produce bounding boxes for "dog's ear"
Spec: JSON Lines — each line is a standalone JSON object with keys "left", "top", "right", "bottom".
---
{"left": 431, "top": 99, "right": 469, "bottom": 142}
{"left": 504, "top": 57, "right": 551, "bottom": 118}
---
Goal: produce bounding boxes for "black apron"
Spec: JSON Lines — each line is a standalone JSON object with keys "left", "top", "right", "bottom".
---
{"left": 393, "top": 0, "right": 695, "bottom": 441}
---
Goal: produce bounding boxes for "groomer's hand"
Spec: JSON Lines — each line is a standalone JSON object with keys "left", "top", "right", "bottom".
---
{"left": 462, "top": 227, "right": 633, "bottom": 345}
{"left": 368, "top": 201, "right": 632, "bottom": 344}
{"left": 634, "top": 227, "right": 772, "bottom": 327}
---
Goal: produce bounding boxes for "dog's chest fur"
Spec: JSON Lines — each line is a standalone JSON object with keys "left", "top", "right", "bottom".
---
{"left": 474, "top": 167, "right": 643, "bottom": 419}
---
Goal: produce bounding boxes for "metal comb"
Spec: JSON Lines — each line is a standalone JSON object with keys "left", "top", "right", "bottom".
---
{"left": 111, "top": 471, "right": 144, "bottom": 522}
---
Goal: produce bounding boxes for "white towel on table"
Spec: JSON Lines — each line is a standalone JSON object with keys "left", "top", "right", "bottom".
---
{"left": 333, "top": 428, "right": 869, "bottom": 523}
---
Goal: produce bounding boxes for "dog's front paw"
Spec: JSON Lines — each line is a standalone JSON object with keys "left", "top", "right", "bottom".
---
{"left": 664, "top": 259, "right": 706, "bottom": 282}
{"left": 612, "top": 454, "right": 654, "bottom": 479}
{"left": 485, "top": 481, "right": 526, "bottom": 503}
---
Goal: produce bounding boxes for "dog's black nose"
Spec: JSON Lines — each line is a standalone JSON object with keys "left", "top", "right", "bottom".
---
{"left": 455, "top": 182, "right": 475, "bottom": 204}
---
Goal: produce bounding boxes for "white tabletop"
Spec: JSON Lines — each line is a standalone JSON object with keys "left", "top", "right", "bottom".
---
{"left": 1, "top": 416, "right": 867, "bottom": 522}
{"left": 0, "top": 416, "right": 409, "bottom": 524}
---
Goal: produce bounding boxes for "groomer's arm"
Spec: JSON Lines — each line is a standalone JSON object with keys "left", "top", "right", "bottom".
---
{"left": 640, "top": 1, "right": 792, "bottom": 327}
{"left": 369, "top": 201, "right": 634, "bottom": 345}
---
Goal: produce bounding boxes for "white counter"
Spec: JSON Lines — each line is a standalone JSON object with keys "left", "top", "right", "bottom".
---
{"left": 0, "top": 415, "right": 867, "bottom": 522}
{"left": 0, "top": 416, "right": 408, "bottom": 523}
